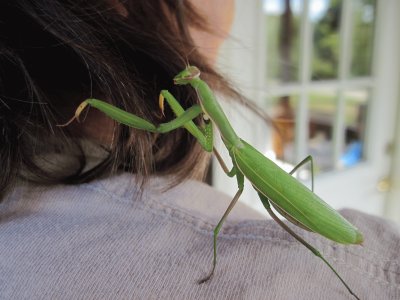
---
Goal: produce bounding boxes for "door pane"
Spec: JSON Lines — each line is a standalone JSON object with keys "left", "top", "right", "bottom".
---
{"left": 350, "top": 0, "right": 376, "bottom": 77}
{"left": 308, "top": 90, "right": 336, "bottom": 171}
{"left": 266, "top": 94, "right": 298, "bottom": 165}
{"left": 264, "top": 0, "right": 302, "bottom": 84}
{"left": 311, "top": 0, "right": 342, "bottom": 80}
{"left": 339, "top": 89, "right": 369, "bottom": 167}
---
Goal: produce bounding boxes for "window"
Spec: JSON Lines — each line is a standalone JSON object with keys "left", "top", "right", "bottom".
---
{"left": 263, "top": 0, "right": 375, "bottom": 175}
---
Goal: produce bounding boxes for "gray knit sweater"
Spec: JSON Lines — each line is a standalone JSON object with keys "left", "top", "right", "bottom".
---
{"left": 1, "top": 174, "right": 399, "bottom": 299}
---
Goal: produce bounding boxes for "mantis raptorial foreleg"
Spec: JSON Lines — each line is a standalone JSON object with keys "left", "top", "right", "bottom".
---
{"left": 258, "top": 192, "right": 360, "bottom": 300}
{"left": 57, "top": 99, "right": 158, "bottom": 131}
{"left": 157, "top": 105, "right": 203, "bottom": 132}
{"left": 159, "top": 90, "right": 213, "bottom": 152}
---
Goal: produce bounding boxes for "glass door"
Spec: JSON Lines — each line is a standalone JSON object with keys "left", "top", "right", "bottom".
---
{"left": 214, "top": 0, "right": 400, "bottom": 219}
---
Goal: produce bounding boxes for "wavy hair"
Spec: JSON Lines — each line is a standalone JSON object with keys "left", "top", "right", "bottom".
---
{"left": 0, "top": 0, "right": 240, "bottom": 200}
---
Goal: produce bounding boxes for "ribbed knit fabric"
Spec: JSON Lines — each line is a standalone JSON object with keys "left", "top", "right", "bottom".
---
{"left": 1, "top": 174, "right": 399, "bottom": 299}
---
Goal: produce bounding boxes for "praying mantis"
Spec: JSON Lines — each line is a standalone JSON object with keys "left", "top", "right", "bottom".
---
{"left": 62, "top": 66, "right": 363, "bottom": 299}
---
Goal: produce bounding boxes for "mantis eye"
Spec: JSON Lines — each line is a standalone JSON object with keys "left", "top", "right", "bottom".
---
{"left": 187, "top": 66, "right": 201, "bottom": 78}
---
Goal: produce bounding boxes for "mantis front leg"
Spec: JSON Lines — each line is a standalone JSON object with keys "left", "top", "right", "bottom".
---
{"left": 58, "top": 99, "right": 158, "bottom": 131}
{"left": 63, "top": 94, "right": 214, "bottom": 153}
{"left": 159, "top": 90, "right": 213, "bottom": 152}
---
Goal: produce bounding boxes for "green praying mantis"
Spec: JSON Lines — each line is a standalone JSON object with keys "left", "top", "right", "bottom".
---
{"left": 61, "top": 66, "right": 363, "bottom": 299}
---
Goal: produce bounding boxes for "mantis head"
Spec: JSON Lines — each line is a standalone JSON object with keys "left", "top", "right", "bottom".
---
{"left": 173, "top": 66, "right": 201, "bottom": 85}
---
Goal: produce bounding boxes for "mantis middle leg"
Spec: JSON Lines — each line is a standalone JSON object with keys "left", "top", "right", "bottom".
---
{"left": 160, "top": 90, "right": 244, "bottom": 284}
{"left": 198, "top": 168, "right": 244, "bottom": 284}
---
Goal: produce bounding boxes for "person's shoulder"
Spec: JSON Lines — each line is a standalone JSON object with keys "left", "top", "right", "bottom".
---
{"left": 2, "top": 176, "right": 400, "bottom": 299}
{"left": 339, "top": 208, "right": 400, "bottom": 258}
{"left": 151, "top": 177, "right": 265, "bottom": 223}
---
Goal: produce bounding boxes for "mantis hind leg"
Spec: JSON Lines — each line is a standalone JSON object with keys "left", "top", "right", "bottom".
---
{"left": 270, "top": 155, "right": 316, "bottom": 231}
{"left": 198, "top": 169, "right": 244, "bottom": 284}
{"left": 257, "top": 192, "right": 360, "bottom": 300}
{"left": 289, "top": 155, "right": 314, "bottom": 192}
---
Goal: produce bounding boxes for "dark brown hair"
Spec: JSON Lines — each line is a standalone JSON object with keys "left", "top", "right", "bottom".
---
{"left": 0, "top": 0, "right": 238, "bottom": 199}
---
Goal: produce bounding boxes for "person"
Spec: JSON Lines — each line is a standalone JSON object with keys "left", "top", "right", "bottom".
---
{"left": 0, "top": 1, "right": 399, "bottom": 299}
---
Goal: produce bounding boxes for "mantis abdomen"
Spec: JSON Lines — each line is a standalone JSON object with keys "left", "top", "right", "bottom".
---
{"left": 232, "top": 139, "right": 363, "bottom": 245}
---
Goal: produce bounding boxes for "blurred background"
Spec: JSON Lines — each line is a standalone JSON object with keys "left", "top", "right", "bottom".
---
{"left": 212, "top": 0, "right": 400, "bottom": 223}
